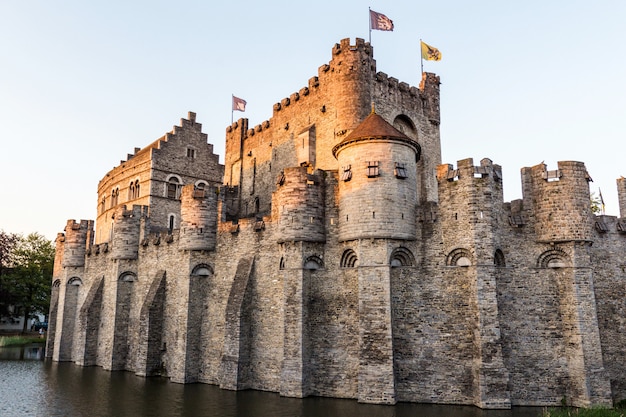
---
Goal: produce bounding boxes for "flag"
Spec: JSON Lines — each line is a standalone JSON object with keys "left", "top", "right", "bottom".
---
{"left": 370, "top": 9, "right": 394, "bottom": 31}
{"left": 232, "top": 96, "right": 246, "bottom": 112}
{"left": 599, "top": 188, "right": 605, "bottom": 213}
{"left": 421, "top": 41, "right": 442, "bottom": 61}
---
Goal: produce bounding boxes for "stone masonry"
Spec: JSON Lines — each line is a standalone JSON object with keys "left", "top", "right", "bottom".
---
{"left": 47, "top": 38, "right": 626, "bottom": 409}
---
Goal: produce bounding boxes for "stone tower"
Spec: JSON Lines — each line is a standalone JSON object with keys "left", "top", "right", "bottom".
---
{"left": 179, "top": 184, "right": 219, "bottom": 251}
{"left": 436, "top": 157, "right": 511, "bottom": 408}
{"left": 520, "top": 161, "right": 612, "bottom": 407}
{"left": 332, "top": 111, "right": 421, "bottom": 404}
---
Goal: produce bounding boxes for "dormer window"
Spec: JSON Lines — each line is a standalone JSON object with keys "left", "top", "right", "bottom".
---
{"left": 366, "top": 161, "right": 379, "bottom": 178}
{"left": 341, "top": 165, "right": 352, "bottom": 181}
{"left": 394, "top": 162, "right": 407, "bottom": 179}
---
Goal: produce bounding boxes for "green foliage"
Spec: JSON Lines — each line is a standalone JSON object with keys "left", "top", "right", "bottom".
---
{"left": 0, "top": 232, "right": 55, "bottom": 332}
{"left": 543, "top": 405, "right": 626, "bottom": 417}
{"left": 0, "top": 335, "right": 45, "bottom": 347}
{"left": 590, "top": 192, "right": 603, "bottom": 214}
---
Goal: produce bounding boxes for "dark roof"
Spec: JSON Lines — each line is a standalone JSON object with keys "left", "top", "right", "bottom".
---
{"left": 332, "top": 111, "right": 420, "bottom": 159}
{"left": 343, "top": 111, "right": 411, "bottom": 142}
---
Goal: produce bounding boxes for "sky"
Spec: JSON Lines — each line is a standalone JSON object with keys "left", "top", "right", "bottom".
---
{"left": 1, "top": 1, "right": 625, "bottom": 241}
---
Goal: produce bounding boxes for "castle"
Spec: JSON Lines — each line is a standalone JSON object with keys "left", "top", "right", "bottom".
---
{"left": 46, "top": 38, "right": 626, "bottom": 409}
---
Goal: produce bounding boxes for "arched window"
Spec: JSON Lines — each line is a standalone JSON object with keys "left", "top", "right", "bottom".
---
{"left": 303, "top": 255, "right": 323, "bottom": 270}
{"left": 390, "top": 247, "right": 415, "bottom": 267}
{"left": 119, "top": 272, "right": 137, "bottom": 282}
{"left": 111, "top": 188, "right": 119, "bottom": 208}
{"left": 191, "top": 264, "right": 213, "bottom": 277}
{"left": 393, "top": 114, "right": 417, "bottom": 138}
{"left": 195, "top": 181, "right": 207, "bottom": 190}
{"left": 340, "top": 249, "right": 358, "bottom": 268}
{"left": 129, "top": 179, "right": 140, "bottom": 200}
{"left": 166, "top": 176, "right": 182, "bottom": 199}
{"left": 446, "top": 248, "right": 473, "bottom": 267}
{"left": 67, "top": 277, "right": 82, "bottom": 286}
{"left": 100, "top": 197, "right": 106, "bottom": 214}
{"left": 537, "top": 248, "right": 569, "bottom": 269}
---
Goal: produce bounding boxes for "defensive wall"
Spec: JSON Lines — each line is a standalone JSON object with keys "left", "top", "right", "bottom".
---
{"left": 46, "top": 37, "right": 626, "bottom": 409}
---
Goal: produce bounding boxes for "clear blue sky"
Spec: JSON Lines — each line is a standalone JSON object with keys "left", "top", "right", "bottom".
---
{"left": 1, "top": 1, "right": 625, "bottom": 241}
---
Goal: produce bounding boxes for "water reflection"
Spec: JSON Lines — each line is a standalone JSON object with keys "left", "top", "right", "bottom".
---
{"left": 0, "top": 344, "right": 45, "bottom": 360}
{"left": 0, "top": 358, "right": 545, "bottom": 417}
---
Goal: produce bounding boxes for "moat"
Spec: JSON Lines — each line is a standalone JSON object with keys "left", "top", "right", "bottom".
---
{"left": 0, "top": 346, "right": 544, "bottom": 417}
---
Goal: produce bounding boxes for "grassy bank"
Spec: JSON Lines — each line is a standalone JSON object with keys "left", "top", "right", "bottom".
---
{"left": 0, "top": 335, "right": 46, "bottom": 347}
{"left": 543, "top": 405, "right": 626, "bottom": 417}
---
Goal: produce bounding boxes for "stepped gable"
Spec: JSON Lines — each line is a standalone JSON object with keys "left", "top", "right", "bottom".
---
{"left": 332, "top": 110, "right": 421, "bottom": 159}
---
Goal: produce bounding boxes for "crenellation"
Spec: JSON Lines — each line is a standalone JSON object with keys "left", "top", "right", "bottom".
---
{"left": 48, "top": 37, "right": 626, "bottom": 409}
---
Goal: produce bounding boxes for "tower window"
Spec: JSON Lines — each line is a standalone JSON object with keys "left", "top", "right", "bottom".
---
{"left": 366, "top": 161, "right": 379, "bottom": 178}
{"left": 110, "top": 188, "right": 119, "bottom": 208}
{"left": 394, "top": 162, "right": 407, "bottom": 179}
{"left": 186, "top": 148, "right": 196, "bottom": 158}
{"left": 341, "top": 165, "right": 352, "bottom": 181}
{"left": 168, "top": 215, "right": 175, "bottom": 233}
{"left": 166, "top": 177, "right": 181, "bottom": 199}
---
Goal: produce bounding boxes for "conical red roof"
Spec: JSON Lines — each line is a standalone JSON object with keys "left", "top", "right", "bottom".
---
{"left": 344, "top": 111, "right": 411, "bottom": 142}
{"left": 332, "top": 111, "right": 420, "bottom": 159}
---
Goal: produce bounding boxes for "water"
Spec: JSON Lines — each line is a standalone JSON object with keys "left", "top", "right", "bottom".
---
{"left": 0, "top": 346, "right": 544, "bottom": 417}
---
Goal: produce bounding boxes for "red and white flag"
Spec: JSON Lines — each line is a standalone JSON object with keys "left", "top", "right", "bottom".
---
{"left": 232, "top": 96, "right": 246, "bottom": 112}
{"left": 370, "top": 9, "right": 394, "bottom": 31}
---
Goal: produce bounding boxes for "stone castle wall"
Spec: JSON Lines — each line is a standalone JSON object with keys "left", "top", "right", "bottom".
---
{"left": 47, "top": 38, "right": 626, "bottom": 409}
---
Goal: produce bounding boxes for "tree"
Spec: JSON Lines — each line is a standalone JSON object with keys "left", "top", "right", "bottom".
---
{"left": 0, "top": 233, "right": 55, "bottom": 333}
{"left": 590, "top": 192, "right": 603, "bottom": 215}
{"left": 0, "top": 231, "right": 19, "bottom": 318}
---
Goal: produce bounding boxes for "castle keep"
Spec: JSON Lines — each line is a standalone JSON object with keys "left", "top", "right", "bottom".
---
{"left": 47, "top": 38, "right": 626, "bottom": 409}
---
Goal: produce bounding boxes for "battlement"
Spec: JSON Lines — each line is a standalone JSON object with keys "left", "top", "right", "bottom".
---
{"left": 437, "top": 158, "right": 503, "bottom": 183}
{"left": 62, "top": 219, "right": 94, "bottom": 268}
{"left": 113, "top": 204, "right": 149, "bottom": 220}
{"left": 180, "top": 184, "right": 218, "bottom": 251}
{"left": 522, "top": 161, "right": 594, "bottom": 243}
{"left": 273, "top": 166, "right": 325, "bottom": 243}
{"left": 224, "top": 38, "right": 438, "bottom": 143}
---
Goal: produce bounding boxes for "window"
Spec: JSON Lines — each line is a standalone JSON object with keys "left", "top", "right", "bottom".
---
{"left": 187, "top": 148, "right": 196, "bottom": 158}
{"left": 128, "top": 180, "right": 139, "bottom": 200}
{"left": 341, "top": 165, "right": 352, "bottom": 181}
{"left": 394, "top": 162, "right": 407, "bottom": 179}
{"left": 366, "top": 161, "right": 379, "bottom": 178}
{"left": 110, "top": 188, "right": 119, "bottom": 208}
{"left": 134, "top": 180, "right": 140, "bottom": 199}
{"left": 340, "top": 249, "right": 358, "bottom": 268}
{"left": 100, "top": 197, "right": 106, "bottom": 214}
{"left": 167, "top": 177, "right": 181, "bottom": 199}
{"left": 168, "top": 215, "right": 175, "bottom": 233}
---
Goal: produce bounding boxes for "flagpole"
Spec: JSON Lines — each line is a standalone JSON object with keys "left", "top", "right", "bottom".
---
{"left": 368, "top": 7, "right": 372, "bottom": 44}
{"left": 231, "top": 94, "right": 234, "bottom": 124}
{"left": 420, "top": 39, "right": 424, "bottom": 74}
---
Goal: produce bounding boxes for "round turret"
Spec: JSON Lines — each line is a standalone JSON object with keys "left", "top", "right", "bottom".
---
{"left": 273, "top": 167, "right": 325, "bottom": 243}
{"left": 179, "top": 184, "right": 218, "bottom": 251}
{"left": 526, "top": 161, "right": 594, "bottom": 242}
{"left": 332, "top": 111, "right": 420, "bottom": 241}
{"left": 62, "top": 220, "right": 93, "bottom": 267}
{"left": 111, "top": 205, "right": 145, "bottom": 259}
